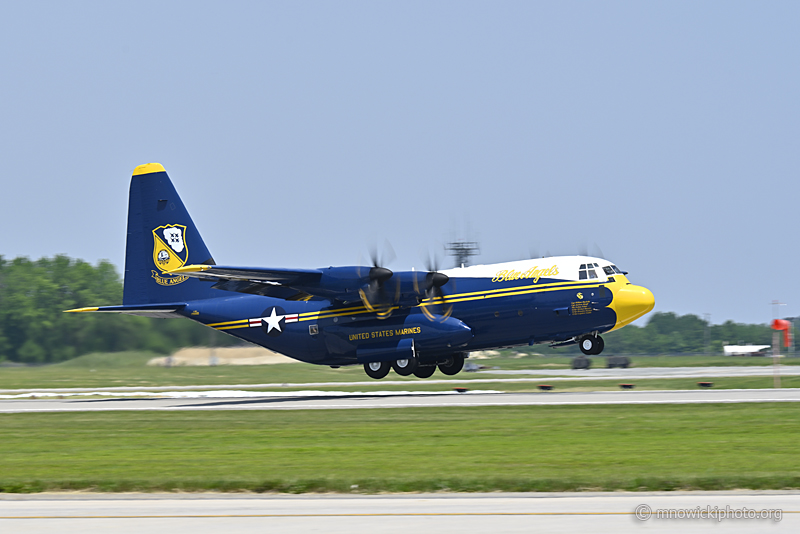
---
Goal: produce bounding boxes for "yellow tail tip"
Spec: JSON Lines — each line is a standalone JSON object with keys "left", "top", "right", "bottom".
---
{"left": 133, "top": 163, "right": 166, "bottom": 176}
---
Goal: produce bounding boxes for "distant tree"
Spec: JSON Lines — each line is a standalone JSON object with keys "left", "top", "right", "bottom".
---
{"left": 0, "top": 255, "right": 237, "bottom": 363}
{"left": 535, "top": 312, "right": 782, "bottom": 356}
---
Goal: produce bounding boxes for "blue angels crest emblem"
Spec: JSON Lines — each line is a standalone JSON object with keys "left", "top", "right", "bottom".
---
{"left": 151, "top": 224, "right": 189, "bottom": 286}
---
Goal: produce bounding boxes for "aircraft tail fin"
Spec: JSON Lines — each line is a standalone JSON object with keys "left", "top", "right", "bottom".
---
{"left": 123, "top": 163, "right": 220, "bottom": 305}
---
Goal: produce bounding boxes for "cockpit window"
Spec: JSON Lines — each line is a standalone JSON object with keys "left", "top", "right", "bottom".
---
{"left": 603, "top": 266, "right": 614, "bottom": 275}
{"left": 579, "top": 265, "right": 598, "bottom": 280}
{"left": 611, "top": 265, "right": 623, "bottom": 274}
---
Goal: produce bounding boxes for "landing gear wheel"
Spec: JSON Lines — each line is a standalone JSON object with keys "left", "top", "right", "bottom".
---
{"left": 413, "top": 365, "right": 436, "bottom": 379}
{"left": 593, "top": 336, "right": 604, "bottom": 355}
{"left": 364, "top": 361, "right": 391, "bottom": 379}
{"left": 579, "top": 336, "right": 598, "bottom": 356}
{"left": 392, "top": 357, "right": 418, "bottom": 376}
{"left": 438, "top": 354, "right": 464, "bottom": 376}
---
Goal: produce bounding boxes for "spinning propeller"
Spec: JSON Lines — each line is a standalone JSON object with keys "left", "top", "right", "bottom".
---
{"left": 414, "top": 252, "right": 453, "bottom": 322}
{"left": 358, "top": 242, "right": 399, "bottom": 319}
{"left": 356, "top": 243, "right": 455, "bottom": 321}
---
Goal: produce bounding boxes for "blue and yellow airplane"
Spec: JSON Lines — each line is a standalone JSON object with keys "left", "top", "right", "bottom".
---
{"left": 68, "top": 163, "right": 655, "bottom": 379}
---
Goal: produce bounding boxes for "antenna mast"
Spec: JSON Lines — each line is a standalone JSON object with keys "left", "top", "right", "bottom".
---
{"left": 446, "top": 239, "right": 480, "bottom": 268}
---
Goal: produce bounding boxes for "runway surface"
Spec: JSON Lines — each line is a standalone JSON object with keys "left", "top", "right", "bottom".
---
{"left": 481, "top": 365, "right": 800, "bottom": 378}
{"left": 1, "top": 365, "right": 796, "bottom": 397}
{"left": 1, "top": 388, "right": 799, "bottom": 413}
{"left": 0, "top": 492, "right": 796, "bottom": 533}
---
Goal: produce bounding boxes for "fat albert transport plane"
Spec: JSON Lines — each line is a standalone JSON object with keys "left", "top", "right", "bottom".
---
{"left": 67, "top": 163, "right": 655, "bottom": 379}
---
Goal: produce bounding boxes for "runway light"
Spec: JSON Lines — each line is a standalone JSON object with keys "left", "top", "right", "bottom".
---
{"left": 619, "top": 384, "right": 635, "bottom": 390}
{"left": 697, "top": 382, "right": 713, "bottom": 388}
{"left": 538, "top": 385, "right": 553, "bottom": 391}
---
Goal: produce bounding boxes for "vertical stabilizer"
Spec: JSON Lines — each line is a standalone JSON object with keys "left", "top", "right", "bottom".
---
{"left": 123, "top": 163, "right": 219, "bottom": 304}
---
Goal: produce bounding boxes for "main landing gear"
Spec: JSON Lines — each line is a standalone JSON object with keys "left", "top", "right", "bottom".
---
{"left": 363, "top": 353, "right": 465, "bottom": 380}
{"left": 364, "top": 360, "right": 391, "bottom": 379}
{"left": 437, "top": 354, "right": 464, "bottom": 375}
{"left": 392, "top": 358, "right": 417, "bottom": 376}
{"left": 579, "top": 334, "right": 604, "bottom": 356}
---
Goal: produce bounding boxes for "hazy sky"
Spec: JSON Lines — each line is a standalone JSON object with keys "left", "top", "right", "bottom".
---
{"left": 1, "top": 1, "right": 798, "bottom": 325}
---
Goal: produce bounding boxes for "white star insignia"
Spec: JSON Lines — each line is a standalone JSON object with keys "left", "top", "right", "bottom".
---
{"left": 262, "top": 308, "right": 284, "bottom": 333}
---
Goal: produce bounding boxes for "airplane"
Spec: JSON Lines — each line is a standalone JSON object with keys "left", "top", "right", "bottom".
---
{"left": 67, "top": 163, "right": 655, "bottom": 379}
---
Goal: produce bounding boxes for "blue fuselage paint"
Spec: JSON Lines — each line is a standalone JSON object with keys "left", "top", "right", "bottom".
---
{"left": 180, "top": 275, "right": 616, "bottom": 366}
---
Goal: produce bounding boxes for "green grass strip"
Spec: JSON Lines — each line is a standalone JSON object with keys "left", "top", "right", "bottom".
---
{"left": 1, "top": 403, "right": 799, "bottom": 493}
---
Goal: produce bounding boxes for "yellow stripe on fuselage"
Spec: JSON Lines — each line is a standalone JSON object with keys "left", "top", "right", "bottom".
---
{"left": 213, "top": 279, "right": 608, "bottom": 328}
{"left": 215, "top": 324, "right": 251, "bottom": 331}
{"left": 423, "top": 281, "right": 602, "bottom": 307}
{"left": 207, "top": 319, "right": 249, "bottom": 327}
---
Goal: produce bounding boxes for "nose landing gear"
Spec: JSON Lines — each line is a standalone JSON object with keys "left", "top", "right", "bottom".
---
{"left": 579, "top": 335, "right": 604, "bottom": 356}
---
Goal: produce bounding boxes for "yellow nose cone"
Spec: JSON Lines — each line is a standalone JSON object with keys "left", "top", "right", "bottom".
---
{"left": 610, "top": 284, "right": 655, "bottom": 330}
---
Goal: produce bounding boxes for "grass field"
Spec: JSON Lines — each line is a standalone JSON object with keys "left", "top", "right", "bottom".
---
{"left": 1, "top": 403, "right": 798, "bottom": 493}
{"left": 1, "top": 351, "right": 798, "bottom": 391}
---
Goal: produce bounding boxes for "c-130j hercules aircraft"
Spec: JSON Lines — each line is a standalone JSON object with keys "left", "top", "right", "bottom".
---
{"left": 68, "top": 163, "right": 655, "bottom": 379}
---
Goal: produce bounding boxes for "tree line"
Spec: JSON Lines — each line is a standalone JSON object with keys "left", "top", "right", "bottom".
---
{"left": 0, "top": 255, "right": 794, "bottom": 363}
{"left": 0, "top": 255, "right": 237, "bottom": 364}
{"left": 597, "top": 312, "right": 790, "bottom": 355}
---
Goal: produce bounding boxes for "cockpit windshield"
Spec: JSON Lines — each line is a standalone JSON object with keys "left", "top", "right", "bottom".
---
{"left": 578, "top": 263, "right": 599, "bottom": 280}
{"left": 581, "top": 263, "right": 625, "bottom": 280}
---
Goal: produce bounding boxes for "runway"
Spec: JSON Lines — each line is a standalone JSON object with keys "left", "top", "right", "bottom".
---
{"left": 0, "top": 365, "right": 795, "bottom": 398}
{"left": 0, "top": 492, "right": 796, "bottom": 533}
{"left": 481, "top": 365, "right": 800, "bottom": 379}
{"left": 1, "top": 388, "right": 799, "bottom": 413}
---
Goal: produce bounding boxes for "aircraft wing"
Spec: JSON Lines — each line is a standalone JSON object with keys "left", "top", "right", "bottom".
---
{"left": 170, "top": 265, "right": 324, "bottom": 301}
{"left": 171, "top": 264, "right": 423, "bottom": 305}
{"left": 172, "top": 265, "right": 322, "bottom": 284}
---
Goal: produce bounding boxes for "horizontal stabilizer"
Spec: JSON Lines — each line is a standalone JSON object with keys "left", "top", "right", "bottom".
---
{"left": 65, "top": 303, "right": 186, "bottom": 319}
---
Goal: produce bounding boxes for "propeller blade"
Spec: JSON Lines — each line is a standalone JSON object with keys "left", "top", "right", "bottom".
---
{"left": 592, "top": 243, "right": 606, "bottom": 259}
{"left": 382, "top": 239, "right": 396, "bottom": 267}
{"left": 369, "top": 240, "right": 396, "bottom": 268}
{"left": 358, "top": 243, "right": 397, "bottom": 317}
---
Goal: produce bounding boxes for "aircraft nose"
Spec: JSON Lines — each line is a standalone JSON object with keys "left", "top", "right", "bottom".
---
{"left": 611, "top": 284, "right": 655, "bottom": 329}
